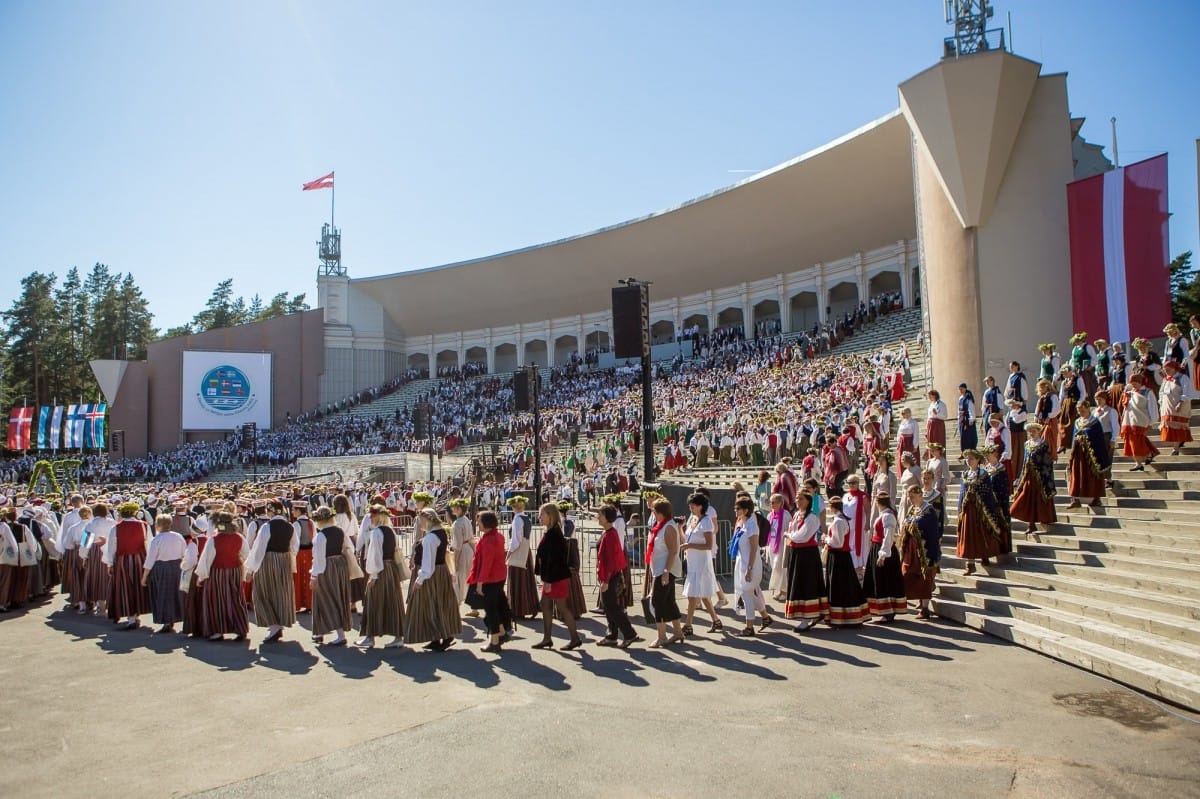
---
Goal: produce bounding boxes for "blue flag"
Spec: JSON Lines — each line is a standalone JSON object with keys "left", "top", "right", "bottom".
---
{"left": 66, "top": 405, "right": 85, "bottom": 449}
{"left": 84, "top": 403, "right": 108, "bottom": 449}
{"left": 49, "top": 406, "right": 64, "bottom": 450}
{"left": 37, "top": 406, "right": 50, "bottom": 449}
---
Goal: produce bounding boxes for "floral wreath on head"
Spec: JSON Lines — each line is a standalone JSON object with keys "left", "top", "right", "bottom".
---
{"left": 601, "top": 493, "right": 624, "bottom": 506}
{"left": 555, "top": 500, "right": 573, "bottom": 512}
{"left": 411, "top": 491, "right": 434, "bottom": 504}
{"left": 506, "top": 495, "right": 530, "bottom": 508}
{"left": 1069, "top": 332, "right": 1088, "bottom": 344}
{"left": 448, "top": 498, "right": 471, "bottom": 510}
{"left": 117, "top": 502, "right": 141, "bottom": 518}
{"left": 641, "top": 490, "right": 665, "bottom": 505}
{"left": 1037, "top": 342, "right": 1056, "bottom": 352}
{"left": 1132, "top": 337, "right": 1150, "bottom": 350}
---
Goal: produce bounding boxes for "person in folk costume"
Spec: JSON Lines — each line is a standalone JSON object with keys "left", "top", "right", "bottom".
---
{"left": 1004, "top": 399, "right": 1028, "bottom": 484}
{"left": 730, "top": 497, "right": 772, "bottom": 636}
{"left": 330, "top": 494, "right": 364, "bottom": 612}
{"left": 0, "top": 503, "right": 39, "bottom": 611}
{"left": 981, "top": 445, "right": 1013, "bottom": 559}
{"left": 984, "top": 412, "right": 1012, "bottom": 472}
{"left": 924, "top": 390, "right": 949, "bottom": 460}
{"left": 764, "top": 493, "right": 792, "bottom": 602}
{"left": 1057, "top": 364, "right": 1086, "bottom": 454}
{"left": 860, "top": 419, "right": 884, "bottom": 496}
{"left": 102, "top": 502, "right": 151, "bottom": 630}
{"left": 1033, "top": 378, "right": 1063, "bottom": 463}
{"left": 77, "top": 502, "right": 114, "bottom": 614}
{"left": 195, "top": 511, "right": 249, "bottom": 642}
{"left": 447, "top": 499, "right": 477, "bottom": 616}
{"left": 406, "top": 508, "right": 461, "bottom": 652}
{"left": 1092, "top": 390, "right": 1121, "bottom": 488}
{"left": 841, "top": 473, "right": 871, "bottom": 583}
{"left": 1163, "top": 322, "right": 1191, "bottom": 380}
{"left": 895, "top": 407, "right": 919, "bottom": 477}
{"left": 1107, "top": 352, "right": 1130, "bottom": 415}
{"left": 982, "top": 375, "right": 1003, "bottom": 421}
{"left": 1132, "top": 337, "right": 1162, "bottom": 394}
{"left": 887, "top": 365, "right": 906, "bottom": 402}
{"left": 1158, "top": 360, "right": 1193, "bottom": 456}
{"left": 180, "top": 516, "right": 209, "bottom": 637}
{"left": 140, "top": 515, "right": 186, "bottom": 634}
{"left": 822, "top": 496, "right": 869, "bottom": 627}
{"left": 772, "top": 460, "right": 798, "bottom": 513}
{"left": 242, "top": 499, "right": 272, "bottom": 612}
{"left": 1093, "top": 339, "right": 1112, "bottom": 394}
{"left": 1069, "top": 332, "right": 1099, "bottom": 399}
{"left": 357, "top": 505, "right": 406, "bottom": 649}
{"left": 1037, "top": 343, "right": 1060, "bottom": 387}
{"left": 1064, "top": 398, "right": 1112, "bottom": 509}
{"left": 1122, "top": 373, "right": 1160, "bottom": 471}
{"left": 24, "top": 504, "right": 58, "bottom": 598}
{"left": 504, "top": 495, "right": 539, "bottom": 621}
{"left": 1009, "top": 422, "right": 1058, "bottom": 537}
{"left": 594, "top": 504, "right": 639, "bottom": 649}
{"left": 784, "top": 492, "right": 828, "bottom": 631}
{"left": 288, "top": 500, "right": 315, "bottom": 613}
{"left": 867, "top": 451, "right": 897, "bottom": 526}
{"left": 58, "top": 504, "right": 93, "bottom": 613}
{"left": 1189, "top": 315, "right": 1200, "bottom": 393}
{"left": 956, "top": 382, "right": 978, "bottom": 451}
{"left": 956, "top": 449, "right": 1001, "bottom": 576}
{"left": 898, "top": 452, "right": 922, "bottom": 504}
{"left": 862, "top": 490, "right": 905, "bottom": 623}
{"left": 899, "top": 485, "right": 942, "bottom": 620}
{"left": 1006, "top": 360, "right": 1032, "bottom": 413}
{"left": 243, "top": 498, "right": 297, "bottom": 643}
{"left": 310, "top": 505, "right": 360, "bottom": 647}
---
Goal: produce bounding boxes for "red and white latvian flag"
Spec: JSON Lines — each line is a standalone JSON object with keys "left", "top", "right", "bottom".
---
{"left": 302, "top": 171, "right": 334, "bottom": 191}
{"left": 1068, "top": 154, "right": 1170, "bottom": 344}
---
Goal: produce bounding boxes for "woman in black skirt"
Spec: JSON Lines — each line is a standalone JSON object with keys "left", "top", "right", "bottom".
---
{"left": 822, "top": 496, "right": 868, "bottom": 627}
{"left": 140, "top": 515, "right": 186, "bottom": 634}
{"left": 644, "top": 500, "right": 684, "bottom": 648}
{"left": 862, "top": 492, "right": 906, "bottom": 623}
{"left": 532, "top": 504, "right": 582, "bottom": 650}
{"left": 784, "top": 492, "right": 827, "bottom": 631}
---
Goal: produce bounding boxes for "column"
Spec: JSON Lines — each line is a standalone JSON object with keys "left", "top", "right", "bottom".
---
{"left": 672, "top": 299, "right": 681, "bottom": 342}
{"left": 815, "top": 264, "right": 827, "bottom": 324}
{"left": 777, "top": 274, "right": 790, "bottom": 333}
{"left": 576, "top": 317, "right": 585, "bottom": 359}
{"left": 855, "top": 252, "right": 867, "bottom": 305}
{"left": 898, "top": 239, "right": 913, "bottom": 307}
{"left": 486, "top": 331, "right": 495, "bottom": 373}
{"left": 742, "top": 283, "right": 752, "bottom": 337}
{"left": 706, "top": 290, "right": 716, "bottom": 332}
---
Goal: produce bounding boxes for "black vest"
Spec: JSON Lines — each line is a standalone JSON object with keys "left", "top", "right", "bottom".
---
{"left": 296, "top": 518, "right": 313, "bottom": 549}
{"left": 266, "top": 518, "right": 293, "bottom": 553}
{"left": 431, "top": 528, "right": 448, "bottom": 565}
{"left": 377, "top": 526, "right": 396, "bottom": 561}
{"left": 323, "top": 526, "right": 345, "bottom": 557}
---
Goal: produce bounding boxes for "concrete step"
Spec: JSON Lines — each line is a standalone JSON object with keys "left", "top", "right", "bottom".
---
{"left": 936, "top": 556, "right": 1200, "bottom": 613}
{"left": 935, "top": 575, "right": 1200, "bottom": 648}
{"left": 932, "top": 598, "right": 1200, "bottom": 711}
{"left": 935, "top": 587, "right": 1200, "bottom": 674}
{"left": 1014, "top": 531, "right": 1200, "bottom": 563}
{"left": 1007, "top": 543, "right": 1200, "bottom": 582}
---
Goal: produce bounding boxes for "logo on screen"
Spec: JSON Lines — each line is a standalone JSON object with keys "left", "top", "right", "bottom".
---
{"left": 197, "top": 365, "right": 257, "bottom": 416}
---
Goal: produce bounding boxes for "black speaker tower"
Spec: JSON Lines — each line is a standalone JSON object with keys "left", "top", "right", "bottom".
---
{"left": 612, "top": 283, "right": 649, "bottom": 359}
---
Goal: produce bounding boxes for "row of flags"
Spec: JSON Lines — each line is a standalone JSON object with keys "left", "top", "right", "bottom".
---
{"left": 6, "top": 405, "right": 107, "bottom": 451}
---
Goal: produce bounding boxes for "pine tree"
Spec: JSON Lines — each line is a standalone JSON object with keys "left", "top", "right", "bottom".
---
{"left": 1169, "top": 252, "right": 1198, "bottom": 325}
{"left": 2, "top": 272, "right": 59, "bottom": 406}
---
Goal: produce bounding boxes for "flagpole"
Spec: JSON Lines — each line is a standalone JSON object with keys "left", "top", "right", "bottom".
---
{"left": 331, "top": 173, "right": 335, "bottom": 230}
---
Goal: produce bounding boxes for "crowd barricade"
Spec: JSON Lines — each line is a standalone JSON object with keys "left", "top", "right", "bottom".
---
{"left": 712, "top": 519, "right": 735, "bottom": 578}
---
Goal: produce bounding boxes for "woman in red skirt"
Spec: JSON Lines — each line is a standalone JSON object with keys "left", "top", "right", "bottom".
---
{"left": 956, "top": 449, "right": 1000, "bottom": 575}
{"left": 103, "top": 502, "right": 152, "bottom": 630}
{"left": 1158, "top": 361, "right": 1192, "bottom": 456}
{"left": 895, "top": 407, "right": 918, "bottom": 477}
{"left": 531, "top": 503, "right": 582, "bottom": 650}
{"left": 1122, "top": 374, "right": 1160, "bottom": 471}
{"left": 1010, "top": 422, "right": 1057, "bottom": 536}
{"left": 195, "top": 511, "right": 249, "bottom": 642}
{"left": 924, "top": 390, "right": 948, "bottom": 459}
{"left": 1065, "top": 399, "right": 1110, "bottom": 509}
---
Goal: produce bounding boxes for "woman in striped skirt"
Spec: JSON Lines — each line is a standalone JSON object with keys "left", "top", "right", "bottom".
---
{"left": 357, "top": 505, "right": 406, "bottom": 649}
{"left": 140, "top": 515, "right": 186, "bottom": 633}
{"left": 406, "top": 509, "right": 460, "bottom": 651}
{"left": 505, "top": 496, "right": 539, "bottom": 620}
{"left": 59, "top": 505, "right": 92, "bottom": 612}
{"left": 862, "top": 492, "right": 905, "bottom": 623}
{"left": 333, "top": 494, "right": 365, "bottom": 610}
{"left": 310, "top": 506, "right": 357, "bottom": 647}
{"left": 559, "top": 502, "right": 588, "bottom": 620}
{"left": 103, "top": 503, "right": 152, "bottom": 630}
{"left": 244, "top": 499, "right": 297, "bottom": 643}
{"left": 448, "top": 500, "right": 477, "bottom": 616}
{"left": 822, "top": 496, "right": 869, "bottom": 627}
{"left": 784, "top": 492, "right": 828, "bottom": 631}
{"left": 195, "top": 512, "right": 248, "bottom": 642}
{"left": 80, "top": 504, "right": 114, "bottom": 613}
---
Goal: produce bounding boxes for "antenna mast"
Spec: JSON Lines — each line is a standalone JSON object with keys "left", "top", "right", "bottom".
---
{"left": 942, "top": 0, "right": 1008, "bottom": 59}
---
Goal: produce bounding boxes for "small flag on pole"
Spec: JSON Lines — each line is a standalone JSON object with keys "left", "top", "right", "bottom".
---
{"left": 84, "top": 403, "right": 108, "bottom": 449}
{"left": 49, "top": 406, "right": 64, "bottom": 450}
{"left": 66, "top": 404, "right": 86, "bottom": 449}
{"left": 302, "top": 172, "right": 334, "bottom": 191}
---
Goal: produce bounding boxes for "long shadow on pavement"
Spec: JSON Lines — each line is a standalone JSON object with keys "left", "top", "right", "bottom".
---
{"left": 255, "top": 640, "right": 319, "bottom": 675}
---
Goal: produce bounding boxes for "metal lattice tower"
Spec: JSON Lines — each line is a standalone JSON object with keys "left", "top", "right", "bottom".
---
{"left": 317, "top": 223, "right": 345, "bottom": 276}
{"left": 943, "top": 0, "right": 1007, "bottom": 58}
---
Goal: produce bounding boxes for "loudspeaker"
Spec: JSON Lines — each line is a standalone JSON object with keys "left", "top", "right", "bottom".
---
{"left": 514, "top": 370, "right": 531, "bottom": 411}
{"left": 413, "top": 402, "right": 429, "bottom": 437}
{"left": 612, "top": 284, "right": 648, "bottom": 359}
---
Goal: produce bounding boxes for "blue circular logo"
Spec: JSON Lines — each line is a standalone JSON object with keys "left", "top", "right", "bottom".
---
{"left": 198, "top": 365, "right": 254, "bottom": 415}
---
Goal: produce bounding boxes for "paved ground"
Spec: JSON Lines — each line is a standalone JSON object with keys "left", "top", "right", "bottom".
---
{"left": 3, "top": 593, "right": 1199, "bottom": 799}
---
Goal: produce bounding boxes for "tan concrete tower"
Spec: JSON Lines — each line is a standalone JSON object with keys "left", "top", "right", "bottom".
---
{"left": 900, "top": 49, "right": 1076, "bottom": 391}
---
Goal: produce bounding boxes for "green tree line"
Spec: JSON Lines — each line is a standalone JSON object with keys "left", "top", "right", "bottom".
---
{"left": 0, "top": 267, "right": 307, "bottom": 409}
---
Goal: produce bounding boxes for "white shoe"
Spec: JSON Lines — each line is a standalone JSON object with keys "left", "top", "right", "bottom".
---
{"left": 355, "top": 637, "right": 374, "bottom": 648}
{"left": 715, "top": 597, "right": 729, "bottom": 609}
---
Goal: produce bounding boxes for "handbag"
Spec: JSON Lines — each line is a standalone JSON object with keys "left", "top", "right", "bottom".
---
{"left": 465, "top": 583, "right": 487, "bottom": 610}
{"left": 640, "top": 595, "right": 656, "bottom": 626}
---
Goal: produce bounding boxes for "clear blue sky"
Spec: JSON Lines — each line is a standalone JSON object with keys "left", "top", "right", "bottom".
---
{"left": 1, "top": 0, "right": 1197, "bottom": 330}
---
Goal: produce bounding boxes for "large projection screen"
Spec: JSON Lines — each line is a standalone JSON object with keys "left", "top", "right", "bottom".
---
{"left": 181, "top": 351, "right": 273, "bottom": 431}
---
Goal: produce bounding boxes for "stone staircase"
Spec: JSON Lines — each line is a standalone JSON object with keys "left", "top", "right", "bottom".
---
{"left": 933, "top": 415, "right": 1200, "bottom": 712}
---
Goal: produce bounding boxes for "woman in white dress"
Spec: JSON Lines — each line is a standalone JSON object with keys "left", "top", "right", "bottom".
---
{"left": 732, "top": 498, "right": 771, "bottom": 636}
{"left": 680, "top": 493, "right": 722, "bottom": 636}
{"left": 448, "top": 500, "right": 477, "bottom": 616}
